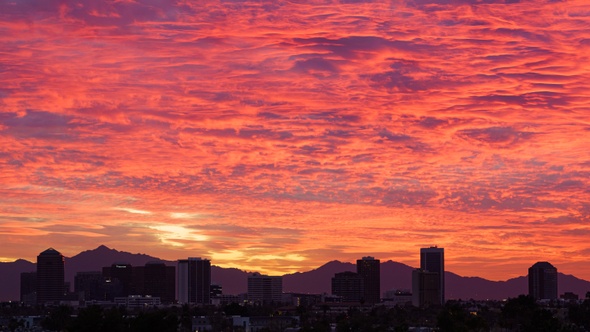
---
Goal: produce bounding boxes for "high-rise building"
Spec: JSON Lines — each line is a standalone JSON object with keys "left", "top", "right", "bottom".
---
{"left": 142, "top": 262, "right": 176, "bottom": 303}
{"left": 528, "top": 261, "right": 558, "bottom": 300}
{"left": 412, "top": 269, "right": 440, "bottom": 307}
{"left": 74, "top": 271, "right": 104, "bottom": 301}
{"left": 420, "top": 246, "right": 444, "bottom": 304}
{"left": 102, "top": 263, "right": 135, "bottom": 299}
{"left": 331, "top": 271, "right": 364, "bottom": 302}
{"left": 247, "top": 273, "right": 283, "bottom": 304}
{"left": 357, "top": 256, "right": 380, "bottom": 303}
{"left": 178, "top": 257, "right": 211, "bottom": 304}
{"left": 20, "top": 272, "right": 37, "bottom": 305}
{"left": 36, "top": 248, "right": 65, "bottom": 305}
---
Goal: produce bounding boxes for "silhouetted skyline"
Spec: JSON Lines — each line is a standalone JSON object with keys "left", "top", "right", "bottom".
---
{"left": 4, "top": 244, "right": 590, "bottom": 304}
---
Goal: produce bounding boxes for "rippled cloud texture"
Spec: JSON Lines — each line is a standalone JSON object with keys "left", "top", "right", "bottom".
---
{"left": 2, "top": 0, "right": 590, "bottom": 280}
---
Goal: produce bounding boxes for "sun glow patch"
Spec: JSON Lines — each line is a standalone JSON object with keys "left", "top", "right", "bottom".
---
{"left": 115, "top": 207, "right": 152, "bottom": 215}
{"left": 170, "top": 212, "right": 203, "bottom": 219}
{"left": 149, "top": 224, "right": 209, "bottom": 247}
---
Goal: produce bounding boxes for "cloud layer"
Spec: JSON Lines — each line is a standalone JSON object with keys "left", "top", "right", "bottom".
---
{"left": 1, "top": 0, "right": 590, "bottom": 281}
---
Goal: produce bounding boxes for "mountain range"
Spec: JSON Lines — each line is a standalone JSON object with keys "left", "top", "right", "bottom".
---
{"left": 1, "top": 245, "right": 588, "bottom": 302}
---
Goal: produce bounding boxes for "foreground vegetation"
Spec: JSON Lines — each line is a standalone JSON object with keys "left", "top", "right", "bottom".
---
{"left": 1, "top": 294, "right": 590, "bottom": 331}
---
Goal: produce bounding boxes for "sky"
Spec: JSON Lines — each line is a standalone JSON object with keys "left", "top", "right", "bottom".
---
{"left": 1, "top": 0, "right": 590, "bottom": 282}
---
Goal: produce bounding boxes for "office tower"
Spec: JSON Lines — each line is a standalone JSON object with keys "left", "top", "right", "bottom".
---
{"left": 142, "top": 262, "right": 175, "bottom": 303}
{"left": 357, "top": 256, "right": 380, "bottom": 303}
{"left": 247, "top": 273, "right": 283, "bottom": 304}
{"left": 102, "top": 263, "right": 134, "bottom": 297}
{"left": 36, "top": 248, "right": 65, "bottom": 304}
{"left": 529, "top": 261, "right": 558, "bottom": 300}
{"left": 331, "top": 271, "right": 364, "bottom": 302}
{"left": 132, "top": 265, "right": 145, "bottom": 297}
{"left": 20, "top": 272, "right": 37, "bottom": 305}
{"left": 74, "top": 271, "right": 104, "bottom": 301}
{"left": 412, "top": 269, "right": 440, "bottom": 307}
{"left": 178, "top": 257, "right": 211, "bottom": 304}
{"left": 420, "top": 246, "right": 444, "bottom": 304}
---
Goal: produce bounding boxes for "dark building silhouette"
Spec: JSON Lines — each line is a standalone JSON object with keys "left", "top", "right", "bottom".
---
{"left": 102, "top": 262, "right": 175, "bottom": 303}
{"left": 20, "top": 272, "right": 37, "bottom": 305}
{"left": 74, "top": 271, "right": 104, "bottom": 301}
{"left": 420, "top": 246, "right": 444, "bottom": 304}
{"left": 357, "top": 256, "right": 380, "bottom": 303}
{"left": 210, "top": 283, "right": 223, "bottom": 298}
{"left": 178, "top": 257, "right": 211, "bottom": 304}
{"left": 36, "top": 248, "right": 65, "bottom": 305}
{"left": 412, "top": 269, "right": 440, "bottom": 307}
{"left": 247, "top": 273, "right": 283, "bottom": 304}
{"left": 332, "top": 271, "right": 364, "bottom": 302}
{"left": 529, "top": 261, "right": 558, "bottom": 300}
{"left": 102, "top": 277, "right": 124, "bottom": 301}
{"left": 102, "top": 263, "right": 134, "bottom": 298}
{"left": 561, "top": 292, "right": 579, "bottom": 301}
{"left": 132, "top": 266, "right": 145, "bottom": 297}
{"left": 142, "top": 261, "right": 175, "bottom": 303}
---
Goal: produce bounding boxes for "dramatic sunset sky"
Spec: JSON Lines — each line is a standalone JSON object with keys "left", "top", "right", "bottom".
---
{"left": 1, "top": 0, "right": 590, "bottom": 281}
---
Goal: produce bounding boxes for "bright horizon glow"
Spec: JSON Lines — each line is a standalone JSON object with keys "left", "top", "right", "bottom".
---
{"left": 1, "top": 0, "right": 590, "bottom": 282}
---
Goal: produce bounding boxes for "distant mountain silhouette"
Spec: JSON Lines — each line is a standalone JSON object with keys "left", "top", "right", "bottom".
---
{"left": 284, "top": 260, "right": 356, "bottom": 294}
{"left": 1, "top": 246, "right": 589, "bottom": 302}
{"left": 66, "top": 245, "right": 250, "bottom": 295}
{"left": 283, "top": 260, "right": 415, "bottom": 295}
{"left": 64, "top": 245, "right": 170, "bottom": 285}
{"left": 0, "top": 245, "right": 250, "bottom": 301}
{"left": 0, "top": 259, "right": 36, "bottom": 302}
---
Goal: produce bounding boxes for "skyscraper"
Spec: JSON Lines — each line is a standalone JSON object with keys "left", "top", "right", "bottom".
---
{"left": 178, "top": 257, "right": 211, "bottom": 304}
{"left": 74, "top": 271, "right": 104, "bottom": 301}
{"left": 102, "top": 263, "right": 134, "bottom": 297}
{"left": 332, "top": 271, "right": 364, "bottom": 302}
{"left": 420, "top": 246, "right": 444, "bottom": 304}
{"left": 142, "top": 262, "right": 176, "bottom": 303}
{"left": 247, "top": 273, "right": 283, "bottom": 304}
{"left": 412, "top": 269, "right": 440, "bottom": 307}
{"left": 357, "top": 256, "right": 380, "bottom": 303}
{"left": 20, "top": 272, "right": 37, "bottom": 305}
{"left": 36, "top": 248, "right": 65, "bottom": 305}
{"left": 528, "top": 261, "right": 558, "bottom": 300}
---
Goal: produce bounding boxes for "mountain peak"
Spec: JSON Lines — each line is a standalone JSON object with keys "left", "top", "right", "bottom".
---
{"left": 95, "top": 244, "right": 114, "bottom": 251}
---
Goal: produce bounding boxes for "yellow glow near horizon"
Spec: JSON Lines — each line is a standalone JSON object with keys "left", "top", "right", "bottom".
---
{"left": 149, "top": 225, "right": 209, "bottom": 247}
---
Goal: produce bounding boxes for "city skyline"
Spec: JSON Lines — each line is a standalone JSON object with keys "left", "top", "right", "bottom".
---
{"left": 2, "top": 0, "right": 590, "bottom": 282}
{"left": 5, "top": 244, "right": 590, "bottom": 303}
{"left": 8, "top": 244, "right": 574, "bottom": 282}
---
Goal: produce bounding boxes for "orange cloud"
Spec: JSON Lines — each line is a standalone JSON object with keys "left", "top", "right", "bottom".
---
{"left": 1, "top": 0, "right": 590, "bottom": 281}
